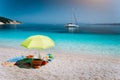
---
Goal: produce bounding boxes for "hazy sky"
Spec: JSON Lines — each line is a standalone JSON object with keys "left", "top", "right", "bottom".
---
{"left": 0, "top": 0, "right": 119, "bottom": 24}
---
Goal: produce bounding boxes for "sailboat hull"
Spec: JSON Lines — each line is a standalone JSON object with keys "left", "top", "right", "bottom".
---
{"left": 65, "top": 23, "right": 80, "bottom": 33}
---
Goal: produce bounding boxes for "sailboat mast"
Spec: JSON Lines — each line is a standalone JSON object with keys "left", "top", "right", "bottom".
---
{"left": 72, "top": 8, "right": 78, "bottom": 25}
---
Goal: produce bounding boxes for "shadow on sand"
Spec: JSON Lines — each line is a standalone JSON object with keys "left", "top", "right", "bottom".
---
{"left": 15, "top": 58, "right": 33, "bottom": 69}
{"left": 15, "top": 58, "right": 45, "bottom": 69}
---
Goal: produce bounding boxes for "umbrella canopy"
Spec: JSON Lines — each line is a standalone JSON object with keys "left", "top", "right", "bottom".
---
{"left": 21, "top": 35, "right": 55, "bottom": 50}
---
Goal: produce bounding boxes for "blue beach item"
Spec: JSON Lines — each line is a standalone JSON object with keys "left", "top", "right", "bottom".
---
{"left": 7, "top": 56, "right": 26, "bottom": 62}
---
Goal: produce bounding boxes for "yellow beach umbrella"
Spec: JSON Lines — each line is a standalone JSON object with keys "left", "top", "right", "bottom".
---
{"left": 21, "top": 35, "right": 55, "bottom": 58}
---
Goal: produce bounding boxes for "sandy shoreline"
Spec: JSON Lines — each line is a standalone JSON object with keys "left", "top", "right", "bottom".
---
{"left": 0, "top": 47, "right": 120, "bottom": 80}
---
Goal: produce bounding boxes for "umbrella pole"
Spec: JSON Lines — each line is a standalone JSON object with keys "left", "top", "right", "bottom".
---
{"left": 38, "top": 50, "right": 42, "bottom": 59}
{"left": 31, "top": 49, "right": 34, "bottom": 68}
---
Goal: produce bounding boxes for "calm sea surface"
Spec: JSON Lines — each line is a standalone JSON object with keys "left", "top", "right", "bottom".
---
{"left": 0, "top": 24, "right": 120, "bottom": 56}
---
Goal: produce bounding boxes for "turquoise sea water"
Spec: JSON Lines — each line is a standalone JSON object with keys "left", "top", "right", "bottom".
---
{"left": 0, "top": 24, "right": 120, "bottom": 56}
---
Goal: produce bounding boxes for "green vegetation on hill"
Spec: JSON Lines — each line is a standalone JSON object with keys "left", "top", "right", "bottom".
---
{"left": 0, "top": 16, "right": 21, "bottom": 24}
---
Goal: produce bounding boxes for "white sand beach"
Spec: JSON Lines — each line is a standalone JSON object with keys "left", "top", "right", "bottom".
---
{"left": 0, "top": 47, "right": 120, "bottom": 80}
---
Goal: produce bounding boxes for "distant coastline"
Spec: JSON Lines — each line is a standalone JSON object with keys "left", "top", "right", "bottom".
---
{"left": 0, "top": 16, "right": 21, "bottom": 25}
{"left": 92, "top": 23, "right": 120, "bottom": 25}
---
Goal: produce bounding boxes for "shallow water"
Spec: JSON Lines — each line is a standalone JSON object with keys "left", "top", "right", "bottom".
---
{"left": 0, "top": 24, "right": 120, "bottom": 56}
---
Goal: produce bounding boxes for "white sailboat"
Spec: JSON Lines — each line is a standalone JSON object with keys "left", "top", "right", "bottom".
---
{"left": 65, "top": 9, "right": 80, "bottom": 32}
